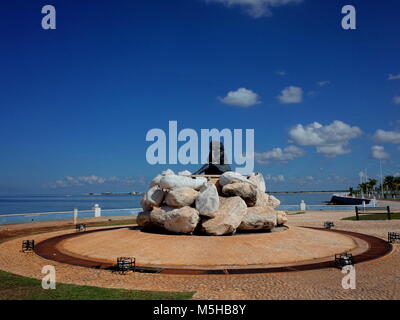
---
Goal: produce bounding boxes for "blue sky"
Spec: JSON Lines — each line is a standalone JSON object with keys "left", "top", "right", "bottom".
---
{"left": 0, "top": 0, "right": 399, "bottom": 193}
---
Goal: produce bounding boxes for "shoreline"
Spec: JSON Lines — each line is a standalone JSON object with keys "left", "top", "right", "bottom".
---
{"left": 270, "top": 191, "right": 340, "bottom": 194}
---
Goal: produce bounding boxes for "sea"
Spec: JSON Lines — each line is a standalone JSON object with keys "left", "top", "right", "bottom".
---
{"left": 0, "top": 193, "right": 350, "bottom": 225}
{"left": 0, "top": 193, "right": 336, "bottom": 215}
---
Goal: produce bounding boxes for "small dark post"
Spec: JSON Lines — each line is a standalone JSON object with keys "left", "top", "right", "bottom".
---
{"left": 355, "top": 206, "right": 359, "bottom": 220}
{"left": 115, "top": 257, "right": 135, "bottom": 275}
{"left": 22, "top": 240, "right": 35, "bottom": 253}
{"left": 388, "top": 232, "right": 400, "bottom": 243}
{"left": 324, "top": 221, "right": 334, "bottom": 229}
{"left": 76, "top": 224, "right": 87, "bottom": 232}
{"left": 387, "top": 206, "right": 391, "bottom": 220}
{"left": 335, "top": 253, "right": 354, "bottom": 268}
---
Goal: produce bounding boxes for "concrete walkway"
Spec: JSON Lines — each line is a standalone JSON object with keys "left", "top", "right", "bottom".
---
{"left": 0, "top": 210, "right": 399, "bottom": 299}
{"left": 377, "top": 200, "right": 400, "bottom": 209}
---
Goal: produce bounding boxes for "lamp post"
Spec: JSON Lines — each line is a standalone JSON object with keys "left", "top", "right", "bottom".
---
{"left": 380, "top": 159, "right": 384, "bottom": 199}
{"left": 73, "top": 208, "right": 78, "bottom": 225}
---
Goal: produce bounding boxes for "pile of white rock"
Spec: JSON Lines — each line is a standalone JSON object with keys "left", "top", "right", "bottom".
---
{"left": 137, "top": 170, "right": 287, "bottom": 236}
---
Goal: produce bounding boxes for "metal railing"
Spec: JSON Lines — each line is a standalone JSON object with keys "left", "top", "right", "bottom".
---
{"left": 0, "top": 202, "right": 372, "bottom": 226}
{"left": 0, "top": 208, "right": 142, "bottom": 225}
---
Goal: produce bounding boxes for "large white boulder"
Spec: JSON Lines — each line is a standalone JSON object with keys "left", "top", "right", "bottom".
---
{"left": 140, "top": 186, "right": 165, "bottom": 210}
{"left": 163, "top": 207, "right": 200, "bottom": 234}
{"left": 146, "top": 207, "right": 168, "bottom": 228}
{"left": 178, "top": 170, "right": 192, "bottom": 176}
{"left": 149, "top": 169, "right": 175, "bottom": 187}
{"left": 255, "top": 189, "right": 269, "bottom": 207}
{"left": 136, "top": 211, "right": 152, "bottom": 228}
{"left": 165, "top": 188, "right": 199, "bottom": 207}
{"left": 159, "top": 175, "right": 207, "bottom": 190}
{"left": 162, "top": 169, "right": 175, "bottom": 175}
{"left": 195, "top": 183, "right": 220, "bottom": 218}
{"left": 248, "top": 172, "right": 266, "bottom": 193}
{"left": 139, "top": 169, "right": 281, "bottom": 235}
{"left": 276, "top": 210, "right": 288, "bottom": 226}
{"left": 222, "top": 182, "right": 258, "bottom": 207}
{"left": 149, "top": 174, "right": 162, "bottom": 188}
{"left": 150, "top": 206, "right": 200, "bottom": 234}
{"left": 238, "top": 206, "right": 277, "bottom": 231}
{"left": 201, "top": 196, "right": 247, "bottom": 236}
{"left": 267, "top": 195, "right": 281, "bottom": 208}
{"left": 219, "top": 171, "right": 255, "bottom": 187}
{"left": 140, "top": 199, "right": 153, "bottom": 211}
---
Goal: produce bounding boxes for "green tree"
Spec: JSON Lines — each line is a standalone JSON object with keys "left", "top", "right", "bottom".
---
{"left": 358, "top": 183, "right": 367, "bottom": 194}
{"left": 384, "top": 176, "right": 395, "bottom": 191}
{"left": 367, "top": 179, "right": 377, "bottom": 194}
{"left": 394, "top": 177, "right": 400, "bottom": 192}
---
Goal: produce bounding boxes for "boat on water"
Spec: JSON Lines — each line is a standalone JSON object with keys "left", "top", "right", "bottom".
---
{"left": 330, "top": 193, "right": 373, "bottom": 205}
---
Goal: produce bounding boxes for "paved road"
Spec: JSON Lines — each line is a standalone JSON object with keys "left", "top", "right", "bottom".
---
{"left": 377, "top": 200, "right": 400, "bottom": 209}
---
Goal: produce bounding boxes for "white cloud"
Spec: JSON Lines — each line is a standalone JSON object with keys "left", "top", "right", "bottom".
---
{"left": 218, "top": 87, "right": 261, "bottom": 107}
{"left": 255, "top": 145, "right": 304, "bottom": 165}
{"left": 277, "top": 86, "right": 303, "bottom": 104}
{"left": 288, "top": 120, "right": 363, "bottom": 157}
{"left": 49, "top": 175, "right": 138, "bottom": 188}
{"left": 317, "top": 80, "right": 330, "bottom": 87}
{"left": 315, "top": 144, "right": 351, "bottom": 156}
{"left": 393, "top": 96, "right": 400, "bottom": 104}
{"left": 388, "top": 74, "right": 400, "bottom": 80}
{"left": 371, "top": 145, "right": 390, "bottom": 160}
{"left": 77, "top": 175, "right": 107, "bottom": 185}
{"left": 326, "top": 174, "right": 347, "bottom": 183}
{"left": 265, "top": 174, "right": 285, "bottom": 182}
{"left": 373, "top": 129, "right": 400, "bottom": 144}
{"left": 276, "top": 71, "right": 287, "bottom": 76}
{"left": 205, "top": 0, "right": 303, "bottom": 18}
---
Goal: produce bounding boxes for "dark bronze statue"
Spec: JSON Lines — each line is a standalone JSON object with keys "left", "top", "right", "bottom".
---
{"left": 192, "top": 141, "right": 231, "bottom": 175}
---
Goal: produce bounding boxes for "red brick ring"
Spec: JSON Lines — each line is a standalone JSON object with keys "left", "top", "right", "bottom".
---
{"left": 34, "top": 227, "right": 392, "bottom": 275}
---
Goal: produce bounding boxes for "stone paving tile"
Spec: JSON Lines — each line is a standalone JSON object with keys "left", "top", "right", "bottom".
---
{"left": 0, "top": 210, "right": 399, "bottom": 300}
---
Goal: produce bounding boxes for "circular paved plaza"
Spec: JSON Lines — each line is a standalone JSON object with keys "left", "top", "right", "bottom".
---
{"left": 51, "top": 226, "right": 360, "bottom": 269}
{"left": 0, "top": 210, "right": 399, "bottom": 299}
